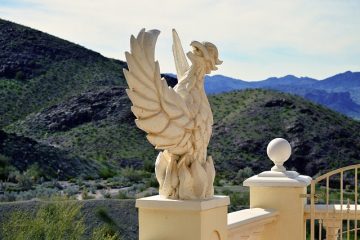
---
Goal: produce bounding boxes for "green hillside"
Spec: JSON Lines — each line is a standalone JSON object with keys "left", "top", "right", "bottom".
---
{"left": 6, "top": 87, "right": 360, "bottom": 180}
{"left": 0, "top": 18, "right": 127, "bottom": 128}
{"left": 209, "top": 89, "right": 360, "bottom": 178}
{"left": 1, "top": 18, "right": 360, "bottom": 183}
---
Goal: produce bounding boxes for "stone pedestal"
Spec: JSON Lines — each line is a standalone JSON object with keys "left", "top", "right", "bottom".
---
{"left": 244, "top": 172, "right": 311, "bottom": 240}
{"left": 136, "top": 195, "right": 230, "bottom": 240}
{"left": 243, "top": 138, "right": 312, "bottom": 240}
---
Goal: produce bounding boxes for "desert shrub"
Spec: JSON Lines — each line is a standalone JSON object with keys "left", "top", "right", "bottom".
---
{"left": 6, "top": 169, "right": 19, "bottom": 182}
{"left": 64, "top": 185, "right": 80, "bottom": 197}
{"left": 81, "top": 188, "right": 94, "bottom": 200}
{"left": 222, "top": 188, "right": 232, "bottom": 196}
{"left": 24, "top": 163, "right": 43, "bottom": 182}
{"left": 143, "top": 159, "right": 154, "bottom": 172}
{"left": 145, "top": 174, "right": 159, "bottom": 188}
{"left": 0, "top": 155, "right": 17, "bottom": 181}
{"left": 233, "top": 167, "right": 254, "bottom": 184}
{"left": 94, "top": 207, "right": 122, "bottom": 239}
{"left": 117, "top": 191, "right": 128, "bottom": 199}
{"left": 120, "top": 168, "right": 150, "bottom": 183}
{"left": 16, "top": 172, "right": 33, "bottom": 190}
{"left": 89, "top": 184, "right": 96, "bottom": 194}
{"left": 101, "top": 189, "right": 111, "bottom": 199}
{"left": 229, "top": 191, "right": 250, "bottom": 212}
{"left": 99, "top": 166, "right": 117, "bottom": 179}
{"left": 1, "top": 201, "right": 85, "bottom": 240}
{"left": 0, "top": 191, "right": 16, "bottom": 202}
{"left": 107, "top": 176, "right": 129, "bottom": 188}
{"left": 213, "top": 175, "right": 224, "bottom": 186}
{"left": 91, "top": 226, "right": 121, "bottom": 240}
{"left": 76, "top": 178, "right": 84, "bottom": 187}
{"left": 0, "top": 184, "right": 63, "bottom": 202}
{"left": 96, "top": 207, "right": 116, "bottom": 227}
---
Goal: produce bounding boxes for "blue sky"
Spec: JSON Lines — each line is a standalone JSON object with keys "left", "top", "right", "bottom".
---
{"left": 0, "top": 0, "right": 359, "bottom": 80}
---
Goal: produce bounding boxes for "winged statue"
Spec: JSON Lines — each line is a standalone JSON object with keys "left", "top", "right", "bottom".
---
{"left": 123, "top": 29, "right": 222, "bottom": 200}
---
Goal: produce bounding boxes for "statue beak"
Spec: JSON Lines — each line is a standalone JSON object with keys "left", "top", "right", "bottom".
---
{"left": 215, "top": 59, "right": 223, "bottom": 65}
{"left": 190, "top": 41, "right": 222, "bottom": 70}
{"left": 190, "top": 41, "right": 210, "bottom": 60}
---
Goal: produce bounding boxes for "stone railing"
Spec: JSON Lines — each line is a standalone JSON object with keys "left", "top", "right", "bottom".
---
{"left": 228, "top": 208, "right": 278, "bottom": 240}
{"left": 136, "top": 138, "right": 312, "bottom": 240}
{"left": 304, "top": 204, "right": 360, "bottom": 240}
{"left": 305, "top": 164, "right": 360, "bottom": 240}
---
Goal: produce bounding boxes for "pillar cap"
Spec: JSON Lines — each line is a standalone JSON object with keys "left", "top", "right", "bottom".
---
{"left": 136, "top": 195, "right": 230, "bottom": 211}
{"left": 243, "top": 138, "right": 312, "bottom": 187}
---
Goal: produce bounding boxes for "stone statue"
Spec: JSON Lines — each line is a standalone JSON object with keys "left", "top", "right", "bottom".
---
{"left": 124, "top": 29, "right": 222, "bottom": 200}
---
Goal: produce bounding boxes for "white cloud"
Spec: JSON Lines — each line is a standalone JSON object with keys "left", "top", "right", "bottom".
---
{"left": 1, "top": 0, "right": 359, "bottom": 79}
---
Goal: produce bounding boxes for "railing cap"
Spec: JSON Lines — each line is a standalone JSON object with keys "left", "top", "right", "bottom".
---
{"left": 136, "top": 195, "right": 230, "bottom": 211}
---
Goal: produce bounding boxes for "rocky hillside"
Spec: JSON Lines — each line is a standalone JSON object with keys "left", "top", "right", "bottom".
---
{"left": 209, "top": 89, "right": 360, "bottom": 178}
{"left": 7, "top": 88, "right": 360, "bottom": 179}
{"left": 0, "top": 199, "right": 138, "bottom": 240}
{"left": 0, "top": 130, "right": 99, "bottom": 179}
{"left": 1, "top": 18, "right": 360, "bottom": 180}
{"left": 0, "top": 18, "right": 127, "bottom": 128}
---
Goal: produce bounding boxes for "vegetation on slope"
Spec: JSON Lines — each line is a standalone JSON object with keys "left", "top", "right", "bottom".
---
{"left": 0, "top": 18, "right": 127, "bottom": 128}
{"left": 0, "top": 199, "right": 136, "bottom": 239}
{"left": 2, "top": 18, "right": 360, "bottom": 185}
{"left": 6, "top": 88, "right": 360, "bottom": 181}
{"left": 209, "top": 89, "right": 360, "bottom": 178}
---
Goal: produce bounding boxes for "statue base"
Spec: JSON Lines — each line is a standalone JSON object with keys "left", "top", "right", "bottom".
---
{"left": 136, "top": 195, "right": 230, "bottom": 240}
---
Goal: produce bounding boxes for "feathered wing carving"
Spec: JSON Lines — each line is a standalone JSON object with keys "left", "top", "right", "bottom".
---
{"left": 124, "top": 29, "right": 194, "bottom": 155}
{"left": 172, "top": 29, "right": 189, "bottom": 81}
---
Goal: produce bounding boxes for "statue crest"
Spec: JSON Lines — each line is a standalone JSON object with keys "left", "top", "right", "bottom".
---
{"left": 124, "top": 29, "right": 222, "bottom": 200}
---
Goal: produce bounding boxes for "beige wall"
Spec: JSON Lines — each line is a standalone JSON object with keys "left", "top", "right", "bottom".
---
{"left": 137, "top": 195, "right": 229, "bottom": 240}
{"left": 250, "top": 186, "right": 307, "bottom": 240}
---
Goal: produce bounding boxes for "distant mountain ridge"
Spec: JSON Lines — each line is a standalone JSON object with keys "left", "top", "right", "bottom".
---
{"left": 204, "top": 71, "right": 360, "bottom": 119}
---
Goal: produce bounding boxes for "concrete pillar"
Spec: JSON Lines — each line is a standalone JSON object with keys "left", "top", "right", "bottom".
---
{"left": 243, "top": 138, "right": 312, "bottom": 240}
{"left": 136, "top": 195, "right": 230, "bottom": 240}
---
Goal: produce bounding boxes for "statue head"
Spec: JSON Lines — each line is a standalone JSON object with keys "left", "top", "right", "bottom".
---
{"left": 189, "top": 41, "right": 222, "bottom": 74}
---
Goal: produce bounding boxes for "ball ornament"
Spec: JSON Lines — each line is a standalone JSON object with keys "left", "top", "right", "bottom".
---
{"left": 267, "top": 138, "right": 292, "bottom": 172}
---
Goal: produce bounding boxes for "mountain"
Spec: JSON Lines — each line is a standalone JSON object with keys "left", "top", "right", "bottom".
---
{"left": 316, "top": 71, "right": 360, "bottom": 89}
{"left": 205, "top": 73, "right": 360, "bottom": 119}
{"left": 0, "top": 130, "right": 99, "bottom": 179}
{"left": 7, "top": 87, "right": 360, "bottom": 179}
{"left": 209, "top": 89, "right": 360, "bottom": 177}
{"left": 0, "top": 18, "right": 127, "bottom": 128}
{"left": 316, "top": 71, "right": 360, "bottom": 107}
{"left": 1, "top": 18, "right": 360, "bottom": 181}
{"left": 5, "top": 86, "right": 158, "bottom": 173}
{"left": 205, "top": 75, "right": 251, "bottom": 93}
{"left": 304, "top": 90, "right": 360, "bottom": 116}
{"left": 253, "top": 75, "right": 317, "bottom": 87}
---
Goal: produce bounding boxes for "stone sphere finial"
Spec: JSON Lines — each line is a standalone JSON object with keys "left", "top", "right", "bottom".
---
{"left": 267, "top": 138, "right": 292, "bottom": 172}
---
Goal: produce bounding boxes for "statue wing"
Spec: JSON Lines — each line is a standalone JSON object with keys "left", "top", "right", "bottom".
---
{"left": 172, "top": 29, "right": 190, "bottom": 81}
{"left": 124, "top": 29, "right": 194, "bottom": 155}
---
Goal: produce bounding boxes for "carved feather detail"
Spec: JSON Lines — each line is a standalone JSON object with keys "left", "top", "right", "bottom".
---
{"left": 124, "top": 29, "right": 194, "bottom": 154}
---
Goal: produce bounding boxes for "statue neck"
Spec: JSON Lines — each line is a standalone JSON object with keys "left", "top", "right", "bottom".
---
{"left": 174, "top": 59, "right": 207, "bottom": 96}
{"left": 187, "top": 63, "right": 206, "bottom": 91}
